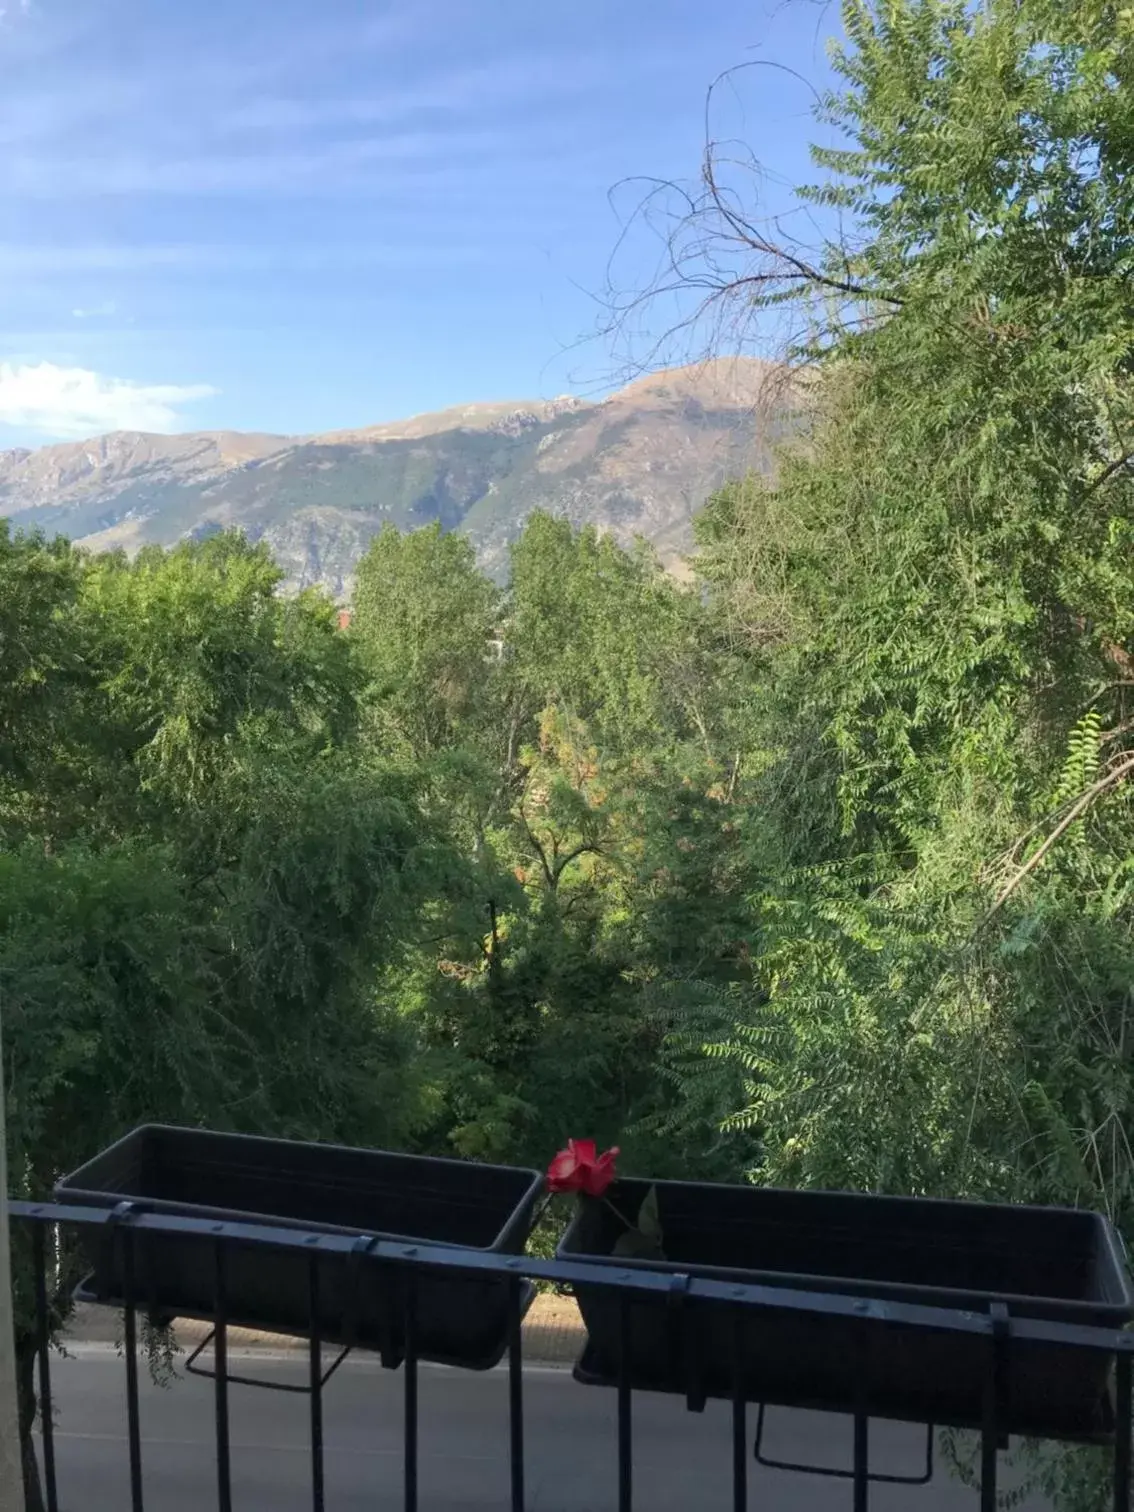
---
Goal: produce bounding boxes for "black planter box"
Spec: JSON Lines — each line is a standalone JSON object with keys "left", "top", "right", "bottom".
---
{"left": 558, "top": 1178, "right": 1134, "bottom": 1438}
{"left": 58, "top": 1125, "right": 542, "bottom": 1371}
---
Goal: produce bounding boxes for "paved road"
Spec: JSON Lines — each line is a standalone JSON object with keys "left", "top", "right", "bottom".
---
{"left": 39, "top": 1349, "right": 1049, "bottom": 1510}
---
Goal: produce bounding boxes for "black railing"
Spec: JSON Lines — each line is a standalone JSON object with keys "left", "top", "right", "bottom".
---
{"left": 7, "top": 1197, "right": 1134, "bottom": 1511}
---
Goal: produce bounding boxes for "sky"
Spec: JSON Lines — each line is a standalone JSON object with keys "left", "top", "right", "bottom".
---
{"left": 0, "top": 0, "right": 844, "bottom": 446}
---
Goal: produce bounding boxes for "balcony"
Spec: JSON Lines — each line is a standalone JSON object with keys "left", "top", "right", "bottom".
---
{"left": 4, "top": 1189, "right": 1134, "bottom": 1512}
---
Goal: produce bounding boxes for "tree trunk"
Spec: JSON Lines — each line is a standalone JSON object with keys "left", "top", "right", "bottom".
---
{"left": 16, "top": 1335, "right": 44, "bottom": 1512}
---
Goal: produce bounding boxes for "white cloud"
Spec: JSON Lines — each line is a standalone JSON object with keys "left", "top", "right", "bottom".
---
{"left": 71, "top": 299, "right": 117, "bottom": 319}
{"left": 0, "top": 361, "right": 217, "bottom": 437}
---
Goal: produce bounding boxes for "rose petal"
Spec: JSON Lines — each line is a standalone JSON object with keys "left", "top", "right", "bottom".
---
{"left": 546, "top": 1146, "right": 584, "bottom": 1192}
{"left": 581, "top": 1146, "right": 619, "bottom": 1197}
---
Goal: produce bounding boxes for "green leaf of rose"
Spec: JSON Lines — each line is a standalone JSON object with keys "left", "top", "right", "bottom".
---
{"left": 637, "top": 1185, "right": 662, "bottom": 1244}
{"left": 613, "top": 1227, "right": 664, "bottom": 1260}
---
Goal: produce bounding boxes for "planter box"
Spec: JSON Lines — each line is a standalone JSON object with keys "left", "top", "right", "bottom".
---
{"left": 58, "top": 1125, "right": 542, "bottom": 1371}
{"left": 558, "top": 1178, "right": 1134, "bottom": 1438}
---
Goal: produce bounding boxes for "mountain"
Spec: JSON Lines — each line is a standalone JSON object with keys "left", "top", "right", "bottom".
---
{"left": 0, "top": 358, "right": 797, "bottom": 595}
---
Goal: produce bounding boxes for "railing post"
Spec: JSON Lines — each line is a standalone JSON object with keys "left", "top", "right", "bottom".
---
{"left": 0, "top": 1019, "right": 26, "bottom": 1512}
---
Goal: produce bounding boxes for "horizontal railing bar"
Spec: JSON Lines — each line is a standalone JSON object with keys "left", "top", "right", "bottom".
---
{"left": 10, "top": 1198, "right": 1133, "bottom": 1356}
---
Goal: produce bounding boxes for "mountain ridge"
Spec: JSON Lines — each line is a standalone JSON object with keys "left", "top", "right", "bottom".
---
{"left": 0, "top": 358, "right": 796, "bottom": 593}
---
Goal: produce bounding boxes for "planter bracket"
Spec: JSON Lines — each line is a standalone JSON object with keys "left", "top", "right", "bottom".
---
{"left": 754, "top": 1406, "right": 935, "bottom": 1484}
{"left": 666, "top": 1272, "right": 706, "bottom": 1413}
{"left": 184, "top": 1329, "right": 352, "bottom": 1394}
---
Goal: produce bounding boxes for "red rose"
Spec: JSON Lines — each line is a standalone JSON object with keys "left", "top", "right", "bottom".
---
{"left": 546, "top": 1138, "right": 619, "bottom": 1197}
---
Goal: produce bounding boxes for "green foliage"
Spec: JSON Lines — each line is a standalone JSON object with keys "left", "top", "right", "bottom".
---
{"left": 660, "top": 4, "right": 1134, "bottom": 1502}
{"left": 684, "top": 0, "right": 1134, "bottom": 1215}
{"left": 79, "top": 534, "right": 359, "bottom": 823}
{"left": 0, "top": 840, "right": 225, "bottom": 1194}
{"left": 508, "top": 513, "right": 728, "bottom": 765}
{"left": 0, "top": 524, "right": 86, "bottom": 842}
{"left": 1, "top": 528, "right": 440, "bottom": 1220}
{"left": 352, "top": 522, "right": 503, "bottom": 761}
{"left": 345, "top": 512, "right": 758, "bottom": 1175}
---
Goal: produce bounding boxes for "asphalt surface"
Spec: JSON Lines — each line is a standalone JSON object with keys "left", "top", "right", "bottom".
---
{"left": 63, "top": 1294, "right": 587, "bottom": 1367}
{"left": 38, "top": 1349, "right": 1051, "bottom": 1511}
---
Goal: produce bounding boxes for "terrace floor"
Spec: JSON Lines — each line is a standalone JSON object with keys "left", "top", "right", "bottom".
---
{"left": 45, "top": 1344, "right": 1050, "bottom": 1511}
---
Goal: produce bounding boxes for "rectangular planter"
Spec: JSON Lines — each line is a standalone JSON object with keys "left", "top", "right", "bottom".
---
{"left": 558, "top": 1178, "right": 1134, "bottom": 1439}
{"left": 58, "top": 1125, "right": 543, "bottom": 1371}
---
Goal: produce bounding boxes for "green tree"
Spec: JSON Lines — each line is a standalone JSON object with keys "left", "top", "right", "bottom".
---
{"left": 360, "top": 513, "right": 754, "bottom": 1173}
{"left": 0, "top": 525, "right": 86, "bottom": 845}
{"left": 76, "top": 534, "right": 359, "bottom": 834}
{"left": 687, "top": 0, "right": 1134, "bottom": 1192}
{"left": 1, "top": 528, "right": 441, "bottom": 1508}
{"left": 642, "top": 4, "right": 1134, "bottom": 1500}
{"left": 508, "top": 513, "right": 719, "bottom": 761}
{"left": 352, "top": 523, "right": 504, "bottom": 762}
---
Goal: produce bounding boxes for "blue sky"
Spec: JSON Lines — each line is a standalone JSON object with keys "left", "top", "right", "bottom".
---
{"left": 0, "top": 0, "right": 844, "bottom": 445}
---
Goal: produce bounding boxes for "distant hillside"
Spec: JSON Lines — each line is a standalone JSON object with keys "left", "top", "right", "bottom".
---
{"left": 0, "top": 358, "right": 798, "bottom": 594}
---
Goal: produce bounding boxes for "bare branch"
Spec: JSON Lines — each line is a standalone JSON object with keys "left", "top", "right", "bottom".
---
{"left": 587, "top": 61, "right": 903, "bottom": 392}
{"left": 985, "top": 752, "right": 1134, "bottom": 920}
{"left": 1083, "top": 451, "right": 1134, "bottom": 498}
{"left": 551, "top": 842, "right": 601, "bottom": 885}
{"left": 517, "top": 801, "right": 555, "bottom": 892}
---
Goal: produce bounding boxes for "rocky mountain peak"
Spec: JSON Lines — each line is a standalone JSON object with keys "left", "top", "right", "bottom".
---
{"left": 0, "top": 358, "right": 797, "bottom": 593}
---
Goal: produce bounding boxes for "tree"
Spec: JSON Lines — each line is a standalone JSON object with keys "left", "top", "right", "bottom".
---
{"left": 75, "top": 534, "right": 359, "bottom": 835}
{"left": 632, "top": 6, "right": 1134, "bottom": 1500}
{"left": 685, "top": 0, "right": 1134, "bottom": 1188}
{"left": 508, "top": 513, "right": 717, "bottom": 761}
{"left": 0, "top": 525, "right": 86, "bottom": 846}
{"left": 1, "top": 838, "right": 227, "bottom": 1505}
{"left": 1, "top": 529, "right": 442, "bottom": 1508}
{"left": 352, "top": 523, "right": 504, "bottom": 762}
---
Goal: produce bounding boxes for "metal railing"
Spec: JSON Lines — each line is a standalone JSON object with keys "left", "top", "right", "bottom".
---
{"left": 6, "top": 1198, "right": 1134, "bottom": 1512}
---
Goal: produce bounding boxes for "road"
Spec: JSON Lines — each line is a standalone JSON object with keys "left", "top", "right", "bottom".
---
{"left": 39, "top": 1348, "right": 1049, "bottom": 1510}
